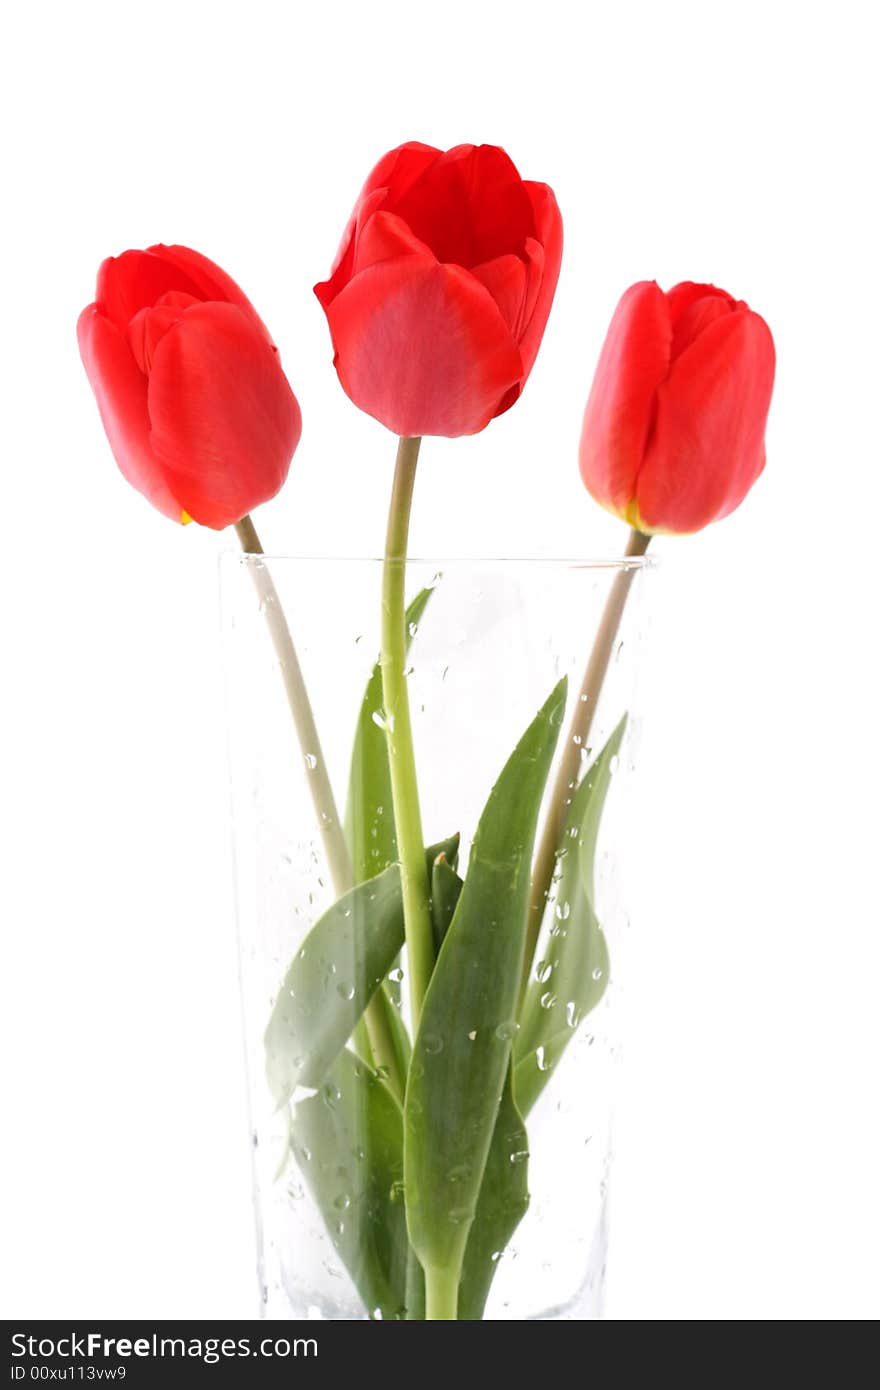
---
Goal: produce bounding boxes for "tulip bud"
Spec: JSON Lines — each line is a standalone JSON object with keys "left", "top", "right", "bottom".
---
{"left": 579, "top": 281, "right": 775, "bottom": 534}
{"left": 78, "top": 244, "right": 302, "bottom": 530}
{"left": 315, "top": 142, "right": 563, "bottom": 438}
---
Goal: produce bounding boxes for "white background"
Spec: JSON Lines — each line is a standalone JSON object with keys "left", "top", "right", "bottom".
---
{"left": 2, "top": 0, "right": 878, "bottom": 1321}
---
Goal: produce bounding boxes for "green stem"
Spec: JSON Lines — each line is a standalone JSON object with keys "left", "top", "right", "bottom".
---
{"left": 522, "top": 528, "right": 651, "bottom": 999}
{"left": 235, "top": 514, "right": 405, "bottom": 1103}
{"left": 425, "top": 1264, "right": 460, "bottom": 1320}
{"left": 380, "top": 438, "right": 434, "bottom": 1027}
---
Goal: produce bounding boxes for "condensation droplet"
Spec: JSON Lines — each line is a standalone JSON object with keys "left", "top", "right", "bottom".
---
{"left": 336, "top": 982, "right": 355, "bottom": 1001}
{"left": 495, "top": 1020, "right": 519, "bottom": 1042}
{"left": 536, "top": 960, "right": 553, "bottom": 983}
{"left": 591, "top": 966, "right": 604, "bottom": 981}
{"left": 555, "top": 900, "right": 571, "bottom": 921}
{"left": 536, "top": 1046, "right": 549, "bottom": 1072}
{"left": 540, "top": 991, "right": 558, "bottom": 1010}
{"left": 423, "top": 1033, "right": 444, "bottom": 1055}
{"left": 467, "top": 1030, "right": 477, "bottom": 1041}
{"left": 304, "top": 753, "right": 318, "bottom": 770}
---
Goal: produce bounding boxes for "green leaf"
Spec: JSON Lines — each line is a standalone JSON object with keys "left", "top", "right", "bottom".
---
{"left": 290, "top": 1049, "right": 409, "bottom": 1319}
{"left": 430, "top": 852, "right": 463, "bottom": 954}
{"left": 344, "top": 586, "right": 434, "bottom": 884}
{"left": 404, "top": 679, "right": 567, "bottom": 1281}
{"left": 514, "top": 717, "right": 626, "bottom": 1115}
{"left": 458, "top": 1067, "right": 529, "bottom": 1320}
{"left": 266, "top": 835, "right": 459, "bottom": 1104}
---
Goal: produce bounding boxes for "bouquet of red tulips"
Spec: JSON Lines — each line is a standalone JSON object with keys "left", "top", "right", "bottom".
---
{"left": 79, "top": 142, "right": 775, "bottom": 1320}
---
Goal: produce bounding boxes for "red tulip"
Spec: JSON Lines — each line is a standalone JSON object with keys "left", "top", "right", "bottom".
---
{"left": 78, "top": 245, "right": 302, "bottom": 529}
{"left": 579, "top": 281, "right": 775, "bottom": 534}
{"left": 315, "top": 142, "right": 563, "bottom": 438}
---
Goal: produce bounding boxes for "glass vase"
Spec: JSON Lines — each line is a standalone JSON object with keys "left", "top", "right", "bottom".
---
{"left": 221, "top": 555, "right": 652, "bottom": 1321}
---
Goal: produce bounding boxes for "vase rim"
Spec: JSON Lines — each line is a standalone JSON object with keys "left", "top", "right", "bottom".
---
{"left": 221, "top": 551, "right": 658, "bottom": 571}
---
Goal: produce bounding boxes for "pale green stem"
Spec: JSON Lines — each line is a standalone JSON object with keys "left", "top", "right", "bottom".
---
{"left": 425, "top": 1264, "right": 460, "bottom": 1320}
{"left": 235, "top": 514, "right": 405, "bottom": 1103}
{"left": 522, "top": 528, "right": 652, "bottom": 998}
{"left": 380, "top": 438, "right": 434, "bottom": 1027}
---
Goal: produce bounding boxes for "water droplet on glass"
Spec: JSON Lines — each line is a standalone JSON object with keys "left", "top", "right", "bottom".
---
{"left": 336, "top": 982, "right": 355, "bottom": 1001}
{"left": 371, "top": 710, "right": 387, "bottom": 730}
{"left": 467, "top": 1030, "right": 477, "bottom": 1041}
{"left": 536, "top": 960, "right": 553, "bottom": 983}
{"left": 555, "top": 900, "right": 571, "bottom": 921}
{"left": 333, "top": 1192, "right": 351, "bottom": 1211}
{"left": 509, "top": 1148, "right": 529, "bottom": 1165}
{"left": 322, "top": 1082, "right": 342, "bottom": 1109}
{"left": 495, "top": 1020, "right": 519, "bottom": 1042}
{"left": 408, "top": 621, "right": 419, "bottom": 637}
{"left": 304, "top": 753, "right": 318, "bottom": 770}
{"left": 566, "top": 1001, "right": 582, "bottom": 1028}
{"left": 536, "top": 1046, "right": 549, "bottom": 1072}
{"left": 423, "top": 1033, "right": 444, "bottom": 1055}
{"left": 579, "top": 692, "right": 589, "bottom": 703}
{"left": 591, "top": 966, "right": 604, "bottom": 981}
{"left": 540, "top": 991, "right": 558, "bottom": 1010}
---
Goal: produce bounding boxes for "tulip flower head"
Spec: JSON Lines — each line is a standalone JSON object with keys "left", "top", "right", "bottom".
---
{"left": 579, "top": 281, "right": 775, "bottom": 535}
{"left": 78, "top": 245, "right": 302, "bottom": 529}
{"left": 315, "top": 142, "right": 563, "bottom": 438}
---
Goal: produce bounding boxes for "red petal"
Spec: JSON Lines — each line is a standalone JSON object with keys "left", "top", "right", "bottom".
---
{"left": 518, "top": 183, "right": 563, "bottom": 376}
{"left": 319, "top": 144, "right": 441, "bottom": 301}
{"left": 325, "top": 259, "right": 523, "bottom": 437}
{"left": 579, "top": 282, "right": 671, "bottom": 517}
{"left": 148, "top": 244, "right": 274, "bottom": 342}
{"left": 77, "top": 305, "right": 181, "bottom": 521}
{"left": 147, "top": 303, "right": 301, "bottom": 530}
{"left": 127, "top": 293, "right": 201, "bottom": 374}
{"left": 356, "top": 141, "right": 443, "bottom": 207}
{"left": 352, "top": 211, "right": 435, "bottom": 276}
{"left": 391, "top": 144, "right": 537, "bottom": 267}
{"left": 96, "top": 251, "right": 206, "bottom": 333}
{"left": 670, "top": 293, "right": 734, "bottom": 359}
{"left": 470, "top": 254, "right": 528, "bottom": 337}
{"left": 636, "top": 309, "right": 775, "bottom": 532}
{"left": 666, "top": 281, "right": 735, "bottom": 325}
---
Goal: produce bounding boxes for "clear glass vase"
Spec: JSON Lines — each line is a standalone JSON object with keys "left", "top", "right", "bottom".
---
{"left": 221, "top": 555, "right": 652, "bottom": 1321}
